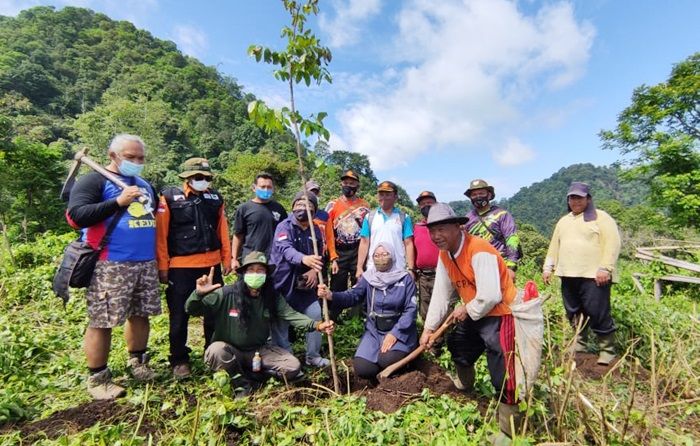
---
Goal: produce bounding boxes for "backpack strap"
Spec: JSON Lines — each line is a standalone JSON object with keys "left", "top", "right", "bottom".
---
{"left": 96, "top": 207, "right": 127, "bottom": 250}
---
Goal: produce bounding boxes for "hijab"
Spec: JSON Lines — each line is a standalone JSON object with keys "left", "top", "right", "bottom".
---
{"left": 362, "top": 242, "right": 409, "bottom": 290}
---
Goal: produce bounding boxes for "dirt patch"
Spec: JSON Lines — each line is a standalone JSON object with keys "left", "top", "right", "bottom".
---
{"left": 574, "top": 353, "right": 617, "bottom": 379}
{"left": 573, "top": 352, "right": 651, "bottom": 381}
{"left": 361, "top": 357, "right": 466, "bottom": 413}
{"left": 15, "top": 400, "right": 155, "bottom": 442}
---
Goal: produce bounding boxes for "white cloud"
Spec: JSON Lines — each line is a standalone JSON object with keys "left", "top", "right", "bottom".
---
{"left": 319, "top": 0, "right": 382, "bottom": 47}
{"left": 492, "top": 137, "right": 535, "bottom": 167}
{"left": 336, "top": 0, "right": 594, "bottom": 170}
{"left": 0, "top": 0, "right": 42, "bottom": 16}
{"left": 172, "top": 24, "right": 208, "bottom": 57}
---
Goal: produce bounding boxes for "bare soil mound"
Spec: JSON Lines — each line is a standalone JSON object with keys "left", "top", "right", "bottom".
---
{"left": 361, "top": 357, "right": 464, "bottom": 413}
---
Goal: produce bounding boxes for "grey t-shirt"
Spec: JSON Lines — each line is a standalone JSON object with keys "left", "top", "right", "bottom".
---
{"left": 233, "top": 200, "right": 287, "bottom": 258}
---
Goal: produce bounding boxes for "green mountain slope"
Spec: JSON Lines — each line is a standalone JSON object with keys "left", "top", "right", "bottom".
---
{"left": 451, "top": 163, "right": 649, "bottom": 235}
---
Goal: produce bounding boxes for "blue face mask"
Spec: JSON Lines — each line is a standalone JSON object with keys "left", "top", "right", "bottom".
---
{"left": 118, "top": 158, "right": 144, "bottom": 177}
{"left": 255, "top": 188, "right": 273, "bottom": 200}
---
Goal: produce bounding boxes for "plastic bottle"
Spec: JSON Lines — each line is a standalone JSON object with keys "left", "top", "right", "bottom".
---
{"left": 252, "top": 351, "right": 261, "bottom": 372}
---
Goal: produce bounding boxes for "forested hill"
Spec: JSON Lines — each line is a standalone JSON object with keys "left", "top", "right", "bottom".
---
{"left": 0, "top": 6, "right": 391, "bottom": 241}
{"left": 0, "top": 6, "right": 277, "bottom": 170}
{"left": 451, "top": 163, "right": 649, "bottom": 235}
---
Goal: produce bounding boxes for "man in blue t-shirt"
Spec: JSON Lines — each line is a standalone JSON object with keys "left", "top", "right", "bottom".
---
{"left": 356, "top": 181, "right": 414, "bottom": 280}
{"left": 67, "top": 134, "right": 161, "bottom": 400}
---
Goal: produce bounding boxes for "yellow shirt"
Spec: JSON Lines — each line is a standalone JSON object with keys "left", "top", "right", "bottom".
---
{"left": 544, "top": 209, "right": 621, "bottom": 281}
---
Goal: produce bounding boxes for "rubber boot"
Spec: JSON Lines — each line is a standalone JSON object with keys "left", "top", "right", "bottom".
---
{"left": 568, "top": 333, "right": 588, "bottom": 354}
{"left": 492, "top": 403, "right": 524, "bottom": 445}
{"left": 451, "top": 364, "right": 475, "bottom": 392}
{"left": 596, "top": 333, "right": 616, "bottom": 365}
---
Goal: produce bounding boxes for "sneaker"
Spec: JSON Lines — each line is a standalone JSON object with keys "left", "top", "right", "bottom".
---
{"left": 172, "top": 363, "right": 191, "bottom": 379}
{"left": 127, "top": 354, "right": 156, "bottom": 381}
{"left": 305, "top": 357, "right": 330, "bottom": 368}
{"left": 87, "top": 369, "right": 126, "bottom": 400}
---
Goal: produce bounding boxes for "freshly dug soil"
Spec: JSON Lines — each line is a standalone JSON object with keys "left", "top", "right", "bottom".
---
{"left": 361, "top": 357, "right": 465, "bottom": 413}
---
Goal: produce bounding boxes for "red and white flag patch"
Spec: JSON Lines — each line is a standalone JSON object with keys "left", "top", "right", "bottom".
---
{"left": 228, "top": 308, "right": 240, "bottom": 318}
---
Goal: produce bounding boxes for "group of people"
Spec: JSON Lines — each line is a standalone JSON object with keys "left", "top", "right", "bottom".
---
{"left": 66, "top": 133, "right": 621, "bottom": 444}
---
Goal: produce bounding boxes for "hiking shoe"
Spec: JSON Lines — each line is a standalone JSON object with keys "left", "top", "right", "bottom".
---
{"left": 172, "top": 363, "right": 191, "bottom": 379}
{"left": 87, "top": 369, "right": 126, "bottom": 400}
{"left": 305, "top": 357, "right": 330, "bottom": 368}
{"left": 127, "top": 354, "right": 156, "bottom": 381}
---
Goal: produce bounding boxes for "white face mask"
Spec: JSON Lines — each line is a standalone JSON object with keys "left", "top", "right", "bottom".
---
{"left": 189, "top": 179, "right": 210, "bottom": 192}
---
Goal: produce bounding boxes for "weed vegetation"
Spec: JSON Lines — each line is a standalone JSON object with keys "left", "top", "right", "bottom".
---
{"left": 0, "top": 233, "right": 698, "bottom": 445}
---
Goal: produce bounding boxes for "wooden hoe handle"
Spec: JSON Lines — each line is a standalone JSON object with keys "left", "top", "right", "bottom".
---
{"left": 377, "top": 314, "right": 455, "bottom": 380}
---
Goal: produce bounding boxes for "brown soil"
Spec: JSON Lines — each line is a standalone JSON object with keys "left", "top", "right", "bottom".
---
{"left": 15, "top": 400, "right": 153, "bottom": 442}
{"left": 574, "top": 352, "right": 617, "bottom": 379}
{"left": 360, "top": 357, "right": 467, "bottom": 413}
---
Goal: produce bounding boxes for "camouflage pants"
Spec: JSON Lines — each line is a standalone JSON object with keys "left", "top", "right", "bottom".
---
{"left": 86, "top": 260, "right": 161, "bottom": 328}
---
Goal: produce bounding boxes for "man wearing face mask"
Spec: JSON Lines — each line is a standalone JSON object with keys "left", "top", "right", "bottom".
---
{"left": 357, "top": 181, "right": 415, "bottom": 279}
{"left": 269, "top": 191, "right": 329, "bottom": 368}
{"left": 325, "top": 170, "right": 370, "bottom": 294}
{"left": 156, "top": 157, "right": 232, "bottom": 378}
{"left": 412, "top": 191, "right": 440, "bottom": 322}
{"left": 232, "top": 172, "right": 287, "bottom": 270}
{"left": 186, "top": 253, "right": 334, "bottom": 397}
{"left": 463, "top": 179, "right": 521, "bottom": 281}
{"left": 66, "top": 134, "right": 160, "bottom": 400}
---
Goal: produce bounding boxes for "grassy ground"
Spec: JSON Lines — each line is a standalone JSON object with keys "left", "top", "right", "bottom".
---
{"left": 0, "top": 235, "right": 698, "bottom": 444}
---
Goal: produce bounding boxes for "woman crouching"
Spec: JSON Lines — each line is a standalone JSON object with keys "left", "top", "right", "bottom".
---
{"left": 318, "top": 243, "right": 417, "bottom": 381}
{"left": 186, "top": 251, "right": 334, "bottom": 396}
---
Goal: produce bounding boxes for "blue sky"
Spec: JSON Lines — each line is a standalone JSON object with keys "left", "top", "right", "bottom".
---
{"left": 2, "top": 0, "right": 699, "bottom": 202}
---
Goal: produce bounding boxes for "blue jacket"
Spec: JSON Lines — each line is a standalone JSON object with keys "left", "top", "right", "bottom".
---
{"left": 332, "top": 275, "right": 417, "bottom": 363}
{"left": 270, "top": 215, "right": 324, "bottom": 312}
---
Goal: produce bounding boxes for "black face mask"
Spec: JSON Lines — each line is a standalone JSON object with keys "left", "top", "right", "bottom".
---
{"left": 471, "top": 197, "right": 490, "bottom": 209}
{"left": 342, "top": 185, "right": 357, "bottom": 197}
{"left": 420, "top": 206, "right": 431, "bottom": 218}
{"left": 293, "top": 209, "right": 310, "bottom": 222}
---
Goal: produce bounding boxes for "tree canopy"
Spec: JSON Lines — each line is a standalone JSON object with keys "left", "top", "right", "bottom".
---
{"left": 600, "top": 52, "right": 700, "bottom": 228}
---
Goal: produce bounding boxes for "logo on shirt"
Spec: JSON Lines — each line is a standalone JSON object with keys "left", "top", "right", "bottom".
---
{"left": 228, "top": 308, "right": 240, "bottom": 318}
{"left": 272, "top": 211, "right": 281, "bottom": 221}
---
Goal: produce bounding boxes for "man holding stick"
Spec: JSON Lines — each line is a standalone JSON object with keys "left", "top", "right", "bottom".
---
{"left": 66, "top": 134, "right": 160, "bottom": 400}
{"left": 420, "top": 203, "right": 522, "bottom": 443}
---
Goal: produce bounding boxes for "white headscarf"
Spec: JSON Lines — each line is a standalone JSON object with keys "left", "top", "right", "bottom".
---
{"left": 362, "top": 242, "right": 408, "bottom": 290}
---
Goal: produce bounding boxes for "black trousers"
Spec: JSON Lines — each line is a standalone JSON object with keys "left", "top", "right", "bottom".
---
{"left": 353, "top": 350, "right": 408, "bottom": 381}
{"left": 561, "top": 277, "right": 616, "bottom": 335}
{"left": 166, "top": 265, "right": 222, "bottom": 366}
{"left": 330, "top": 246, "right": 359, "bottom": 292}
{"left": 330, "top": 246, "right": 362, "bottom": 319}
{"left": 447, "top": 315, "right": 516, "bottom": 404}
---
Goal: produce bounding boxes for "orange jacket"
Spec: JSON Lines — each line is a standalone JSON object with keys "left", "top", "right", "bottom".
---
{"left": 156, "top": 182, "right": 232, "bottom": 271}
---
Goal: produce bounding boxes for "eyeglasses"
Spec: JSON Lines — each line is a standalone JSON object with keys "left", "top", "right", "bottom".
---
{"left": 192, "top": 175, "right": 212, "bottom": 181}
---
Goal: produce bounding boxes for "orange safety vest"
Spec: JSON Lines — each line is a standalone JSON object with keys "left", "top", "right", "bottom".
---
{"left": 439, "top": 232, "right": 516, "bottom": 316}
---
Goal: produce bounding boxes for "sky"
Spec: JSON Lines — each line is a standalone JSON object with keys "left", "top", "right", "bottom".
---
{"left": 2, "top": 0, "right": 699, "bottom": 202}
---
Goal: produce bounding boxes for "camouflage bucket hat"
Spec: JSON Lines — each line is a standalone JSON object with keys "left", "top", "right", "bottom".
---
{"left": 179, "top": 157, "right": 213, "bottom": 179}
{"left": 236, "top": 251, "right": 276, "bottom": 275}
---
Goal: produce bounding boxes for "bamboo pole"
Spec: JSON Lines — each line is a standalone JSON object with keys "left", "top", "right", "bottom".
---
{"left": 287, "top": 60, "right": 340, "bottom": 395}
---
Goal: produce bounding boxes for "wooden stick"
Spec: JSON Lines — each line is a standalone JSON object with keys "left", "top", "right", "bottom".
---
{"left": 577, "top": 392, "right": 620, "bottom": 435}
{"left": 377, "top": 314, "right": 454, "bottom": 379}
{"left": 286, "top": 62, "right": 340, "bottom": 394}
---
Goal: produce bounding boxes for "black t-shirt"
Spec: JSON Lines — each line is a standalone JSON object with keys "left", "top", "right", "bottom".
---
{"left": 233, "top": 200, "right": 287, "bottom": 258}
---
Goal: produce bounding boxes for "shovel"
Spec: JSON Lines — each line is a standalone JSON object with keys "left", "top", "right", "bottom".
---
{"left": 377, "top": 314, "right": 455, "bottom": 380}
